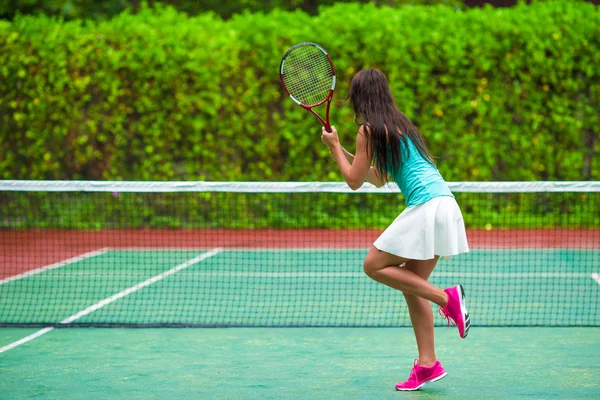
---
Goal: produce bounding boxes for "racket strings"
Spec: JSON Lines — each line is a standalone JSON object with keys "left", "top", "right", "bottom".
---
{"left": 285, "top": 51, "right": 332, "bottom": 104}
{"left": 283, "top": 46, "right": 333, "bottom": 106}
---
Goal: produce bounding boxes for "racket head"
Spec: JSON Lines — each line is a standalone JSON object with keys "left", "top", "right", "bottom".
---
{"left": 280, "top": 42, "right": 336, "bottom": 108}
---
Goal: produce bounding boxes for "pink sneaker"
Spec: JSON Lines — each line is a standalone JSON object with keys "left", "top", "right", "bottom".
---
{"left": 439, "top": 284, "right": 470, "bottom": 338}
{"left": 395, "top": 359, "right": 447, "bottom": 391}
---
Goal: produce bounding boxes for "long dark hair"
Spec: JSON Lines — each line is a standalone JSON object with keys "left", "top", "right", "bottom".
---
{"left": 346, "top": 69, "right": 434, "bottom": 183}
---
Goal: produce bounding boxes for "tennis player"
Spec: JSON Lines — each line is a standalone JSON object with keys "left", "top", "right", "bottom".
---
{"left": 321, "top": 69, "right": 470, "bottom": 391}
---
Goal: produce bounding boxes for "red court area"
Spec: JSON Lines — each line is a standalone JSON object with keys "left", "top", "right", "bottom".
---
{"left": 1, "top": 229, "right": 598, "bottom": 280}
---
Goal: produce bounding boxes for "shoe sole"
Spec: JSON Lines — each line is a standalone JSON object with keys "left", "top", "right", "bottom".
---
{"left": 395, "top": 372, "right": 448, "bottom": 391}
{"left": 458, "top": 284, "right": 470, "bottom": 338}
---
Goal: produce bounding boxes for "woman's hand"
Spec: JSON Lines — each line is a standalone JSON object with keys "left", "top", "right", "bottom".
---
{"left": 321, "top": 126, "right": 340, "bottom": 151}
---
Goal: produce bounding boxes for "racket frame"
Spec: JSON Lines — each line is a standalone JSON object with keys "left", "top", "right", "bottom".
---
{"left": 279, "top": 42, "right": 336, "bottom": 132}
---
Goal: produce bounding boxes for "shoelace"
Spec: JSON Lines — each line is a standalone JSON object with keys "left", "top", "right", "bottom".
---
{"left": 438, "top": 306, "right": 457, "bottom": 328}
{"left": 407, "top": 358, "right": 420, "bottom": 382}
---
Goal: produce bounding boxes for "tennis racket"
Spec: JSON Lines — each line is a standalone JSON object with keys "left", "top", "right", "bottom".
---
{"left": 279, "top": 42, "right": 336, "bottom": 132}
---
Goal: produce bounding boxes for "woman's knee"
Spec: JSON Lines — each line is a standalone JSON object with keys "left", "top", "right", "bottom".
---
{"left": 363, "top": 246, "right": 409, "bottom": 279}
{"left": 362, "top": 254, "right": 380, "bottom": 278}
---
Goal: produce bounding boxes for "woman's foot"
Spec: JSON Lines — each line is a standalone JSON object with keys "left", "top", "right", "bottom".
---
{"left": 395, "top": 358, "right": 447, "bottom": 391}
{"left": 439, "top": 284, "right": 470, "bottom": 338}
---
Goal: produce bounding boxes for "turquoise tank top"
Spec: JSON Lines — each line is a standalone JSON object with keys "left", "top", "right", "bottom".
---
{"left": 388, "top": 136, "right": 454, "bottom": 207}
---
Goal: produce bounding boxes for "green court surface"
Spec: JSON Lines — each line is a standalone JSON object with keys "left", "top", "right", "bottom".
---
{"left": 1, "top": 248, "right": 599, "bottom": 399}
{"left": 1, "top": 249, "right": 599, "bottom": 326}
{"left": 1, "top": 327, "right": 599, "bottom": 399}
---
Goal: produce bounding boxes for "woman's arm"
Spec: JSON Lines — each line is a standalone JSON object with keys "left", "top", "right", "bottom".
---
{"left": 340, "top": 146, "right": 387, "bottom": 187}
{"left": 322, "top": 125, "right": 387, "bottom": 190}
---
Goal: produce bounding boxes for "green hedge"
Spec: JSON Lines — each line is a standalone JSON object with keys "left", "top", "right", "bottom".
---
{"left": 1, "top": 1, "right": 599, "bottom": 183}
{"left": 0, "top": 0, "right": 463, "bottom": 21}
{"left": 3, "top": 191, "right": 598, "bottom": 229}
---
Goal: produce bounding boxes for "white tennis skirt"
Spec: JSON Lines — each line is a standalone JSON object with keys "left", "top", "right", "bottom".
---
{"left": 373, "top": 196, "right": 469, "bottom": 260}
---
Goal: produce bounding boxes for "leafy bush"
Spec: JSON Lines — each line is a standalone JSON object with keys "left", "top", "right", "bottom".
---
{"left": 2, "top": 191, "right": 598, "bottom": 229}
{"left": 1, "top": 1, "right": 598, "bottom": 183}
{"left": 0, "top": 0, "right": 464, "bottom": 21}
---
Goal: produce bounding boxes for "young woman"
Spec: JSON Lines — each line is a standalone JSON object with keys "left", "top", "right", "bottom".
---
{"left": 320, "top": 69, "right": 470, "bottom": 391}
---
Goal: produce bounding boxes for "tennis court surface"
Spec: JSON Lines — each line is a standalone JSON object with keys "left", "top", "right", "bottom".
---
{"left": 1, "top": 181, "right": 599, "bottom": 398}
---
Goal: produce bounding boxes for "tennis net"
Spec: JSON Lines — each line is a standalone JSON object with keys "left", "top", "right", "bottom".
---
{"left": 1, "top": 180, "right": 599, "bottom": 327}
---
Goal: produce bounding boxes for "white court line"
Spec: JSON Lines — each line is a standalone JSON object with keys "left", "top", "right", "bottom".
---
{"left": 188, "top": 271, "right": 590, "bottom": 278}
{"left": 0, "top": 328, "right": 54, "bottom": 354}
{"left": 114, "top": 247, "right": 369, "bottom": 252}
{"left": 0, "top": 249, "right": 109, "bottom": 285}
{"left": 10, "top": 271, "right": 590, "bottom": 279}
{"left": 592, "top": 273, "right": 600, "bottom": 285}
{"left": 0, "top": 248, "right": 223, "bottom": 354}
{"left": 437, "top": 272, "right": 590, "bottom": 278}
{"left": 111, "top": 246, "right": 600, "bottom": 252}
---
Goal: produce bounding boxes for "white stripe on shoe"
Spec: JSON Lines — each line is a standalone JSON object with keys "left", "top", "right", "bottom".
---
{"left": 459, "top": 284, "right": 470, "bottom": 338}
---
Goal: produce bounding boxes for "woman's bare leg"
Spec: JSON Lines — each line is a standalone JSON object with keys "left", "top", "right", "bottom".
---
{"left": 363, "top": 246, "right": 447, "bottom": 307}
{"left": 363, "top": 247, "right": 446, "bottom": 367}
{"left": 403, "top": 257, "right": 440, "bottom": 367}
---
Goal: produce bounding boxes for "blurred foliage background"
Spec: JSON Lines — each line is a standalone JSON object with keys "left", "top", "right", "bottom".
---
{"left": 1, "top": 0, "right": 599, "bottom": 21}
{"left": 0, "top": 0, "right": 598, "bottom": 183}
{"left": 0, "top": 0, "right": 486, "bottom": 20}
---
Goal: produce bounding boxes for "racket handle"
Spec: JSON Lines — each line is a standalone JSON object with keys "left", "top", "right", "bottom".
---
{"left": 324, "top": 97, "right": 332, "bottom": 133}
